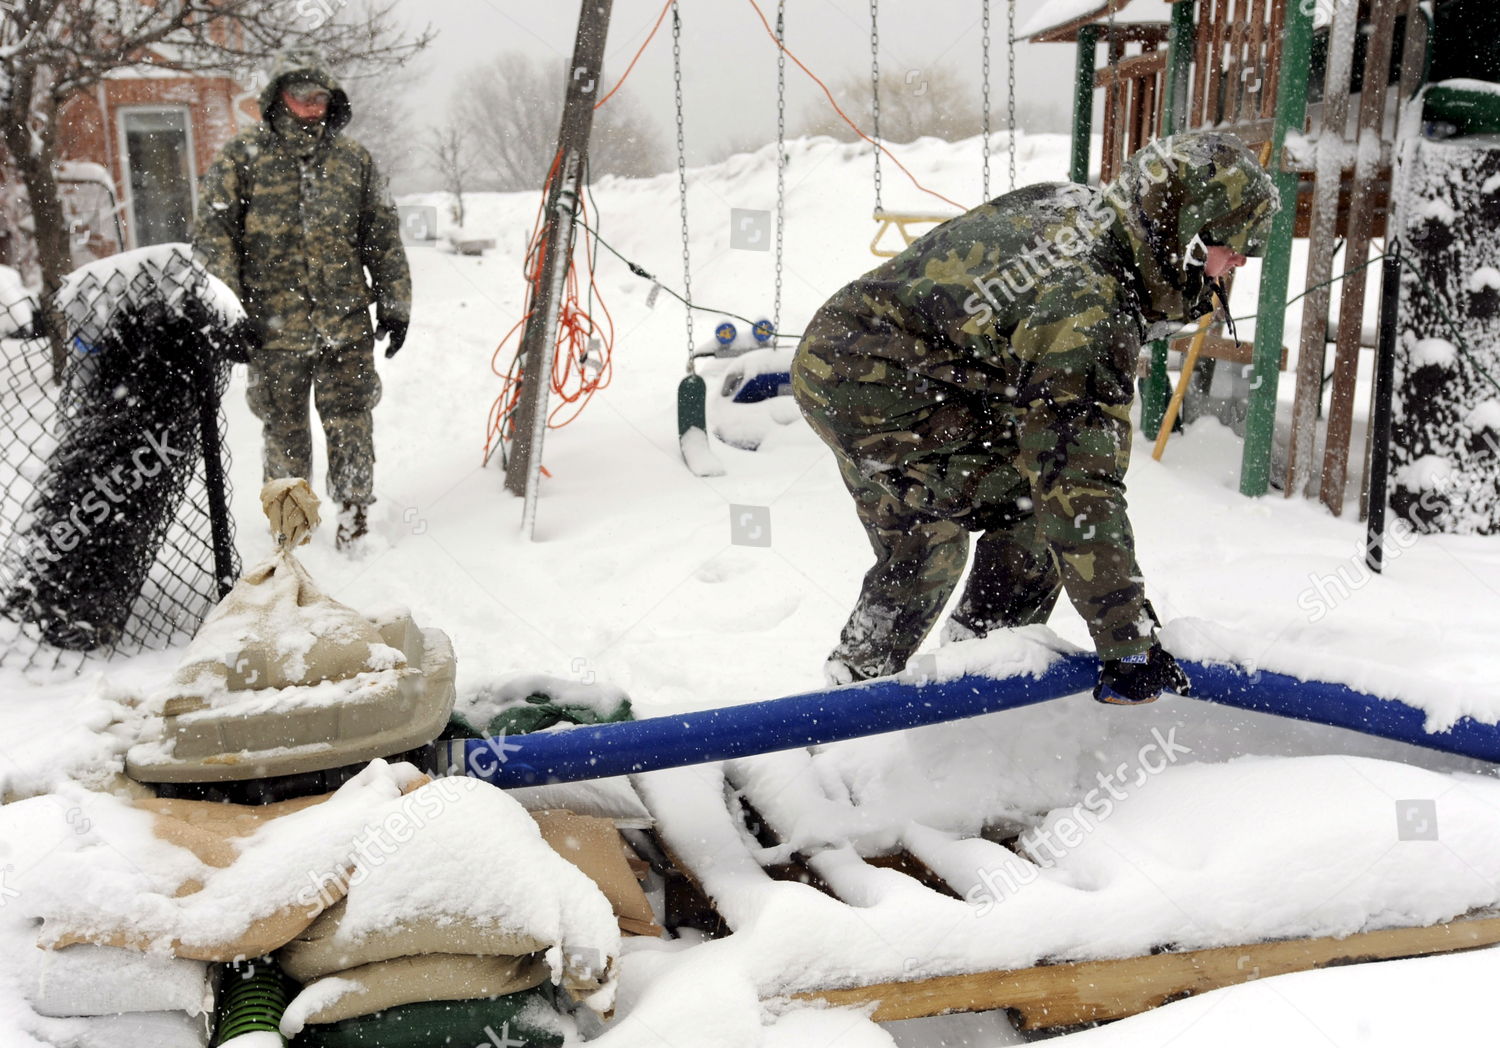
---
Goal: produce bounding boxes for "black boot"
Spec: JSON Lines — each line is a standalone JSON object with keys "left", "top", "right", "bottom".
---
{"left": 336, "top": 502, "right": 368, "bottom": 551}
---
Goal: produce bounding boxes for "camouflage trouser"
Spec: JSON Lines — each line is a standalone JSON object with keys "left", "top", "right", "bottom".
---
{"left": 246, "top": 336, "right": 380, "bottom": 506}
{"left": 794, "top": 306, "right": 1153, "bottom": 679}
{"left": 824, "top": 432, "right": 1064, "bottom": 680}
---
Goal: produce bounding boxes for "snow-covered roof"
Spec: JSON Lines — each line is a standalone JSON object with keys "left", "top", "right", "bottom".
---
{"left": 1021, "top": 0, "right": 1175, "bottom": 42}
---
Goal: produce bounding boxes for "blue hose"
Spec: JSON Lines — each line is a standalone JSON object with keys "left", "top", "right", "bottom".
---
{"left": 441, "top": 656, "right": 1500, "bottom": 787}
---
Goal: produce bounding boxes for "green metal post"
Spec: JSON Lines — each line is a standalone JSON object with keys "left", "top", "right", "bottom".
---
{"left": 1162, "top": 0, "right": 1195, "bottom": 134}
{"left": 1070, "top": 25, "right": 1099, "bottom": 183}
{"left": 1239, "top": 0, "right": 1315, "bottom": 496}
{"left": 1142, "top": 0, "right": 1198, "bottom": 439}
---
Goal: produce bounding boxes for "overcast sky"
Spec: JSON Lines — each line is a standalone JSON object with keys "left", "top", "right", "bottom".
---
{"left": 396, "top": 0, "right": 1175, "bottom": 168}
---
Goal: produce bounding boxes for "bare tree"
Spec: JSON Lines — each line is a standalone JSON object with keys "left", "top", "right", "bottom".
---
{"left": 0, "top": 0, "right": 432, "bottom": 340}
{"left": 341, "top": 59, "right": 423, "bottom": 193}
{"left": 795, "top": 67, "right": 985, "bottom": 144}
{"left": 427, "top": 123, "right": 477, "bottom": 227}
{"left": 454, "top": 53, "right": 666, "bottom": 192}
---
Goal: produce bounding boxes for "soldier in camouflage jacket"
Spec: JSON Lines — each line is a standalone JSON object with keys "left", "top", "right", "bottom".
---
{"left": 792, "top": 132, "right": 1278, "bottom": 701}
{"left": 194, "top": 49, "right": 410, "bottom": 549}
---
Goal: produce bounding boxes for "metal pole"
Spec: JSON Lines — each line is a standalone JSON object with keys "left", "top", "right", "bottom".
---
{"left": 1365, "top": 241, "right": 1401, "bottom": 574}
{"left": 502, "top": 0, "right": 613, "bottom": 537}
{"left": 1070, "top": 25, "right": 1099, "bottom": 183}
{"left": 1239, "top": 0, "right": 1315, "bottom": 497}
{"left": 1162, "top": 0, "right": 1195, "bottom": 135}
{"left": 192, "top": 348, "right": 236, "bottom": 598}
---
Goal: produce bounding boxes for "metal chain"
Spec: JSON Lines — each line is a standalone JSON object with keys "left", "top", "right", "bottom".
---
{"left": 869, "top": 0, "right": 882, "bottom": 212}
{"left": 774, "top": 0, "right": 786, "bottom": 335}
{"left": 1007, "top": 0, "right": 1017, "bottom": 190}
{"left": 981, "top": 0, "right": 991, "bottom": 200}
{"left": 672, "top": 3, "right": 693, "bottom": 361}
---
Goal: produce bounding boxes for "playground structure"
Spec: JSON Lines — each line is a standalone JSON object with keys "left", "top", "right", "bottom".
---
{"left": 1027, "top": 0, "right": 1500, "bottom": 516}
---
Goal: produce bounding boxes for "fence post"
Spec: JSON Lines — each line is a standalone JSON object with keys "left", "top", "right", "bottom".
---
{"left": 191, "top": 348, "right": 236, "bottom": 599}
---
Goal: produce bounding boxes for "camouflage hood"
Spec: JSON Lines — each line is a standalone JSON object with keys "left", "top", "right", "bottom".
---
{"left": 257, "top": 48, "right": 353, "bottom": 135}
{"left": 1102, "top": 132, "right": 1279, "bottom": 325}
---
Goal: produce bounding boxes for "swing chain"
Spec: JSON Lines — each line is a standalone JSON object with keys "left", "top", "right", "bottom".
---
{"left": 1007, "top": 0, "right": 1017, "bottom": 190}
{"left": 869, "top": 0, "right": 882, "bottom": 212}
{"left": 672, "top": 2, "right": 694, "bottom": 362}
{"left": 981, "top": 0, "right": 991, "bottom": 200}
{"left": 775, "top": 0, "right": 786, "bottom": 335}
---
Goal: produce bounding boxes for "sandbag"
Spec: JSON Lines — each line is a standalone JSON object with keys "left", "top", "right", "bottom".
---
{"left": 291, "top": 989, "right": 563, "bottom": 1048}
{"left": 28, "top": 943, "right": 214, "bottom": 1018}
{"left": 530, "top": 810, "right": 661, "bottom": 937}
{"left": 277, "top": 898, "right": 550, "bottom": 983}
{"left": 52, "top": 1010, "right": 211, "bottom": 1048}
{"left": 504, "top": 776, "right": 653, "bottom": 828}
{"left": 284, "top": 953, "right": 548, "bottom": 1028}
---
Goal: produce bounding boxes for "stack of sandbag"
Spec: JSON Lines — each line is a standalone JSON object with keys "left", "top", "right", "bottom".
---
{"left": 274, "top": 776, "right": 622, "bottom": 1047}
{"left": 24, "top": 944, "right": 215, "bottom": 1048}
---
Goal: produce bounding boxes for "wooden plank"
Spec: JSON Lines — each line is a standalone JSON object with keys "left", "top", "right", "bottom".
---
{"left": 1226, "top": 0, "right": 1250, "bottom": 123}
{"left": 793, "top": 913, "right": 1500, "bottom": 1029}
{"left": 1263, "top": 0, "right": 1286, "bottom": 120}
{"left": 1245, "top": 0, "right": 1268, "bottom": 123}
{"left": 1100, "top": 65, "right": 1121, "bottom": 183}
{"left": 1360, "top": 0, "right": 1428, "bottom": 515}
{"left": 1284, "top": 0, "right": 1358, "bottom": 498}
{"left": 1319, "top": 0, "right": 1400, "bottom": 515}
{"left": 1207, "top": 0, "right": 1230, "bottom": 123}
{"left": 1191, "top": 0, "right": 1212, "bottom": 127}
{"left": 1170, "top": 332, "right": 1286, "bottom": 368}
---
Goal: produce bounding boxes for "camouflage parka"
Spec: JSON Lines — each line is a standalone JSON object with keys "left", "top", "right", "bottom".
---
{"left": 193, "top": 50, "right": 410, "bottom": 351}
{"left": 792, "top": 132, "right": 1278, "bottom": 659}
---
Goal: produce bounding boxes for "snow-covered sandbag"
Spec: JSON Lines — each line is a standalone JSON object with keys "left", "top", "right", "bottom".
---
{"left": 126, "top": 480, "right": 455, "bottom": 785}
{"left": 9, "top": 761, "right": 428, "bottom": 961}
{"left": 531, "top": 810, "right": 661, "bottom": 937}
{"left": 55, "top": 1009, "right": 211, "bottom": 1048}
{"left": 276, "top": 777, "right": 619, "bottom": 1005}
{"left": 28, "top": 943, "right": 213, "bottom": 1018}
{"left": 505, "top": 776, "right": 653, "bottom": 828}
{"left": 282, "top": 952, "right": 547, "bottom": 1032}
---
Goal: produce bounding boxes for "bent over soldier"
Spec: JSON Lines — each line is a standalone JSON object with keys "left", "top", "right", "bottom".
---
{"left": 793, "top": 132, "right": 1278, "bottom": 703}
{"left": 194, "top": 49, "right": 410, "bottom": 550}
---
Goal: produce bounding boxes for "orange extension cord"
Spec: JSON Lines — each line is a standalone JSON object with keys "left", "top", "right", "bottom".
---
{"left": 483, "top": 0, "right": 967, "bottom": 464}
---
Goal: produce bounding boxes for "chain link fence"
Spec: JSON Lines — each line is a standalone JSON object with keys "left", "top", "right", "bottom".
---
{"left": 0, "top": 246, "right": 240, "bottom": 673}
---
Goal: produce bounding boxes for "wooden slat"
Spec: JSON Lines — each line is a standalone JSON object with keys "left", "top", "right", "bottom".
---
{"left": 1100, "top": 66, "right": 1122, "bottom": 183}
{"left": 1169, "top": 332, "right": 1287, "bottom": 369}
{"left": 1263, "top": 0, "right": 1286, "bottom": 120}
{"left": 1191, "top": 0, "right": 1212, "bottom": 127}
{"left": 1360, "top": 0, "right": 1428, "bottom": 514}
{"left": 1226, "top": 0, "right": 1250, "bottom": 123}
{"left": 794, "top": 914, "right": 1500, "bottom": 1029}
{"left": 1285, "top": 0, "right": 1359, "bottom": 498}
{"left": 1320, "top": 0, "right": 1400, "bottom": 515}
{"left": 1245, "top": 0, "right": 1268, "bottom": 123}
{"left": 1207, "top": 0, "right": 1230, "bottom": 124}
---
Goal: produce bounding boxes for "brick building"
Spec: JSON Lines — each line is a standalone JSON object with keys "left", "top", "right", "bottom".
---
{"left": 1, "top": 67, "right": 256, "bottom": 277}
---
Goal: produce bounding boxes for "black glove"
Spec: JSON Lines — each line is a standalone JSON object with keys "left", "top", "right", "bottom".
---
{"left": 1094, "top": 643, "right": 1192, "bottom": 705}
{"left": 226, "top": 316, "right": 268, "bottom": 364}
{"left": 377, "top": 317, "right": 409, "bottom": 359}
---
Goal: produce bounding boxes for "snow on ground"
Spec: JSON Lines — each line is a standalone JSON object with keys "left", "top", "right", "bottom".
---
{"left": 0, "top": 133, "right": 1498, "bottom": 1045}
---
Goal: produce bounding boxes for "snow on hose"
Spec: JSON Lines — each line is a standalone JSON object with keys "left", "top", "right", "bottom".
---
{"left": 439, "top": 657, "right": 1500, "bottom": 787}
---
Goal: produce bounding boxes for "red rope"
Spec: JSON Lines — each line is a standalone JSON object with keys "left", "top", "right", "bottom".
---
{"left": 594, "top": 0, "right": 676, "bottom": 110}
{"left": 483, "top": 149, "right": 616, "bottom": 466}
{"left": 742, "top": 0, "right": 968, "bottom": 212}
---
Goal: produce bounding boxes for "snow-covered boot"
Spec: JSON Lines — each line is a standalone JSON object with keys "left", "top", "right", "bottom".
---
{"left": 335, "top": 502, "right": 368, "bottom": 551}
